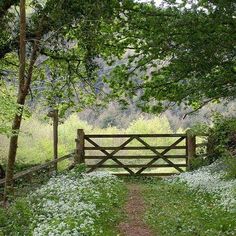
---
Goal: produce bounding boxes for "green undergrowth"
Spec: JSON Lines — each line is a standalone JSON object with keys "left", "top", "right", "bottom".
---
{"left": 141, "top": 179, "right": 236, "bottom": 236}
{"left": 0, "top": 166, "right": 126, "bottom": 235}
{"left": 0, "top": 173, "right": 52, "bottom": 203}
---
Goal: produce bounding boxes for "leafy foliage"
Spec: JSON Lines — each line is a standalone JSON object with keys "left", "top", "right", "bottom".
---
{"left": 207, "top": 116, "right": 236, "bottom": 178}
{"left": 0, "top": 0, "right": 139, "bottom": 118}
{"left": 190, "top": 115, "right": 236, "bottom": 178}
{"left": 0, "top": 86, "right": 18, "bottom": 135}
{"left": 105, "top": 0, "right": 236, "bottom": 113}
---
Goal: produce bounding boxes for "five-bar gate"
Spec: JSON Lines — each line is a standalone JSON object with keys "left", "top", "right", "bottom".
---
{"left": 75, "top": 129, "right": 199, "bottom": 176}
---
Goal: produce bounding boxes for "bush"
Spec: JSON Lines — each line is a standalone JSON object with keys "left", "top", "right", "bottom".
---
{"left": 208, "top": 116, "right": 236, "bottom": 178}
{"left": 207, "top": 115, "right": 236, "bottom": 161}
{"left": 191, "top": 115, "right": 236, "bottom": 178}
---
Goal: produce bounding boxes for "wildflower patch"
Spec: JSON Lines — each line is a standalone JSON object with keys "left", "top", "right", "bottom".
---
{"left": 0, "top": 169, "right": 126, "bottom": 236}
{"left": 168, "top": 161, "right": 236, "bottom": 212}
{"left": 142, "top": 177, "right": 236, "bottom": 235}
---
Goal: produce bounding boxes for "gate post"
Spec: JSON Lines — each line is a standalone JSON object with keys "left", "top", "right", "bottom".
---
{"left": 186, "top": 131, "right": 196, "bottom": 170}
{"left": 75, "top": 129, "right": 85, "bottom": 165}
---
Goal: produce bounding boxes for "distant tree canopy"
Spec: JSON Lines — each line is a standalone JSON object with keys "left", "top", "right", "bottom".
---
{"left": 106, "top": 0, "right": 236, "bottom": 113}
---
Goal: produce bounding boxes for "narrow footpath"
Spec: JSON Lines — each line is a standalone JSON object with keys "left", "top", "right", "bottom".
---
{"left": 118, "top": 183, "right": 155, "bottom": 236}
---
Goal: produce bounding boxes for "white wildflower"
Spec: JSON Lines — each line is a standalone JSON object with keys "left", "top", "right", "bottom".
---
{"left": 168, "top": 161, "right": 236, "bottom": 212}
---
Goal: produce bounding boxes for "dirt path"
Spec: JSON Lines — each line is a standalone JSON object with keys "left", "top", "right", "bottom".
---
{"left": 118, "top": 183, "right": 155, "bottom": 236}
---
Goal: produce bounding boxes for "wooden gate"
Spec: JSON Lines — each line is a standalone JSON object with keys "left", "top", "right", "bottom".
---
{"left": 75, "top": 130, "right": 198, "bottom": 176}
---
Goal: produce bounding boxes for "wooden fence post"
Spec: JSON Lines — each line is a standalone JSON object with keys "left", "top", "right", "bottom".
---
{"left": 75, "top": 129, "right": 85, "bottom": 165}
{"left": 53, "top": 109, "right": 58, "bottom": 171}
{"left": 186, "top": 131, "right": 196, "bottom": 170}
{"left": 47, "top": 109, "right": 59, "bottom": 172}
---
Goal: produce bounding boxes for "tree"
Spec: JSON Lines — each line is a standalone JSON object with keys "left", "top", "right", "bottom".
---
{"left": 105, "top": 0, "right": 236, "bottom": 113}
{"left": 1, "top": 0, "right": 138, "bottom": 202}
{"left": 3, "top": 0, "right": 27, "bottom": 202}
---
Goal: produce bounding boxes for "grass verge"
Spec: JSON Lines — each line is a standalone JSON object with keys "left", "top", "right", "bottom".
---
{"left": 142, "top": 179, "right": 236, "bottom": 236}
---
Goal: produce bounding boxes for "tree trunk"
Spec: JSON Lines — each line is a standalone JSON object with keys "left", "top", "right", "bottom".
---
{"left": 3, "top": 97, "right": 26, "bottom": 200}
{"left": 3, "top": 0, "right": 41, "bottom": 205}
{"left": 3, "top": 0, "right": 26, "bottom": 204}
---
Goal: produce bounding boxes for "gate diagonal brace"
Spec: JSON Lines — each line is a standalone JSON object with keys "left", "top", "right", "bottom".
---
{"left": 135, "top": 136, "right": 185, "bottom": 174}
{"left": 85, "top": 137, "right": 135, "bottom": 175}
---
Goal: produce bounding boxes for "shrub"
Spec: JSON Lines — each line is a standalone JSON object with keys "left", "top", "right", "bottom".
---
{"left": 207, "top": 115, "right": 236, "bottom": 161}
{"left": 191, "top": 115, "right": 236, "bottom": 177}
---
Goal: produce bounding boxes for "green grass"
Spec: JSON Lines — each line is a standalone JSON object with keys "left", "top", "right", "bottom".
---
{"left": 141, "top": 179, "right": 236, "bottom": 236}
